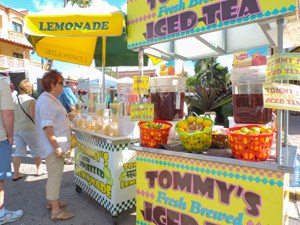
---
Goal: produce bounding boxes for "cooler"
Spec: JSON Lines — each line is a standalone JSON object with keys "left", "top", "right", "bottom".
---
{"left": 231, "top": 66, "right": 272, "bottom": 124}
{"left": 149, "top": 76, "right": 186, "bottom": 121}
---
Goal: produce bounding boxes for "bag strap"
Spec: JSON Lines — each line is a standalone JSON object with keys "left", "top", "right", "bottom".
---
{"left": 17, "top": 95, "right": 35, "bottom": 124}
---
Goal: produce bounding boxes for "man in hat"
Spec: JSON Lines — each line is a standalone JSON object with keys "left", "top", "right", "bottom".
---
{"left": 58, "top": 75, "right": 79, "bottom": 165}
{"left": 58, "top": 75, "right": 78, "bottom": 114}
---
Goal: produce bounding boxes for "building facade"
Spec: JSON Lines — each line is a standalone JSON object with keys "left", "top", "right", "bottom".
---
{"left": 0, "top": 4, "right": 41, "bottom": 70}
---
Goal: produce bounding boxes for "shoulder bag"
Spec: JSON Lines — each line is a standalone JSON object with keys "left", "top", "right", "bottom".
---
{"left": 17, "top": 95, "right": 35, "bottom": 124}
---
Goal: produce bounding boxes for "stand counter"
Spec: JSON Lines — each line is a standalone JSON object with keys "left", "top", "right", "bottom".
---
{"left": 72, "top": 127, "right": 139, "bottom": 222}
{"left": 131, "top": 143, "right": 297, "bottom": 225}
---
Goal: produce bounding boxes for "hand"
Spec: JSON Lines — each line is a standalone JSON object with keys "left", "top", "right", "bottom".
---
{"left": 55, "top": 147, "right": 63, "bottom": 158}
{"left": 7, "top": 136, "right": 13, "bottom": 145}
{"left": 68, "top": 113, "right": 75, "bottom": 121}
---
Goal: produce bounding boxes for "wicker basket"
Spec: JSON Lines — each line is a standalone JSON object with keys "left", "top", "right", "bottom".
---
{"left": 227, "top": 125, "right": 274, "bottom": 161}
{"left": 175, "top": 116, "right": 214, "bottom": 152}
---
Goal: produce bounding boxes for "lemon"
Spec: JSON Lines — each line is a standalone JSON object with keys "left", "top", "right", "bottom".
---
{"left": 187, "top": 116, "right": 196, "bottom": 124}
{"left": 203, "top": 120, "right": 212, "bottom": 127}
{"left": 178, "top": 121, "right": 188, "bottom": 130}
{"left": 196, "top": 117, "right": 203, "bottom": 124}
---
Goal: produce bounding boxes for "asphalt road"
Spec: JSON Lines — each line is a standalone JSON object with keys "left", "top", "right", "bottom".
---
{"left": 4, "top": 157, "right": 136, "bottom": 225}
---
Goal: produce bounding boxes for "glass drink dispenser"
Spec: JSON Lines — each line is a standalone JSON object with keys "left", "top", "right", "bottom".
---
{"left": 231, "top": 66, "right": 272, "bottom": 124}
{"left": 150, "top": 76, "right": 186, "bottom": 121}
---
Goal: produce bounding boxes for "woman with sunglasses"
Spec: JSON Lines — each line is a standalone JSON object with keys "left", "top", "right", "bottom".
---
{"left": 35, "top": 69, "right": 74, "bottom": 221}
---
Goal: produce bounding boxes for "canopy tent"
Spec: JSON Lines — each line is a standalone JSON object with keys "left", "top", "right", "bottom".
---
{"left": 117, "top": 77, "right": 134, "bottom": 84}
{"left": 63, "top": 66, "right": 117, "bottom": 87}
{"left": 24, "top": 7, "right": 149, "bottom": 102}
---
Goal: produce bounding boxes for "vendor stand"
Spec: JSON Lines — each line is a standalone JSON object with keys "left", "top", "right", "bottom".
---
{"left": 127, "top": 0, "right": 299, "bottom": 224}
{"left": 72, "top": 127, "right": 139, "bottom": 224}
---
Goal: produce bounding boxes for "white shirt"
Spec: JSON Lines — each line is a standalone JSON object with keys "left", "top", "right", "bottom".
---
{"left": 35, "top": 92, "right": 71, "bottom": 158}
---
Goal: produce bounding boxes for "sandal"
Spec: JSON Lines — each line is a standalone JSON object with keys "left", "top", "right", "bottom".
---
{"left": 47, "top": 201, "right": 68, "bottom": 210}
{"left": 51, "top": 211, "right": 74, "bottom": 221}
{"left": 64, "top": 158, "right": 74, "bottom": 165}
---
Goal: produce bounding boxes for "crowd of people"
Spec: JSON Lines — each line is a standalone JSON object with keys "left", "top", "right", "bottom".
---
{"left": 0, "top": 69, "right": 77, "bottom": 223}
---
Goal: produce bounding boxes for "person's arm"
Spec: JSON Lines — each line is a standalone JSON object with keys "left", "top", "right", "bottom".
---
{"left": 69, "top": 105, "right": 76, "bottom": 112}
{"left": 29, "top": 100, "right": 35, "bottom": 119}
{"left": 65, "top": 88, "right": 78, "bottom": 112}
{"left": 43, "top": 126, "right": 63, "bottom": 157}
{"left": 2, "top": 109, "right": 14, "bottom": 144}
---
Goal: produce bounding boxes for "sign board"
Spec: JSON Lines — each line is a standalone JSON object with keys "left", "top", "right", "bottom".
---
{"left": 233, "top": 47, "right": 268, "bottom": 68}
{"left": 136, "top": 151, "right": 288, "bottom": 225}
{"left": 25, "top": 12, "right": 124, "bottom": 37}
{"left": 127, "top": 0, "right": 296, "bottom": 48}
{"left": 263, "top": 83, "right": 300, "bottom": 111}
{"left": 133, "top": 76, "right": 149, "bottom": 95}
{"left": 266, "top": 53, "right": 300, "bottom": 81}
{"left": 130, "top": 104, "right": 154, "bottom": 122}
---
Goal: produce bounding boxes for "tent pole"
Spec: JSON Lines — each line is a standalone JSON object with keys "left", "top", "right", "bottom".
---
{"left": 102, "top": 37, "right": 107, "bottom": 106}
{"left": 138, "top": 48, "right": 144, "bottom": 104}
{"left": 276, "top": 18, "right": 284, "bottom": 164}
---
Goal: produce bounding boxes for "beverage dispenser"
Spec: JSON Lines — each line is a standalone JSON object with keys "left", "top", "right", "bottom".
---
{"left": 231, "top": 66, "right": 272, "bottom": 124}
{"left": 150, "top": 76, "right": 186, "bottom": 121}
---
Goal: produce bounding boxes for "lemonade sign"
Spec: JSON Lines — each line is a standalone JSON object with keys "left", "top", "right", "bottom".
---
{"left": 130, "top": 104, "right": 154, "bottom": 121}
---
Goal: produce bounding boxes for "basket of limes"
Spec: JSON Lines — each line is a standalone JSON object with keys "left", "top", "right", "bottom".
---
{"left": 175, "top": 115, "right": 214, "bottom": 152}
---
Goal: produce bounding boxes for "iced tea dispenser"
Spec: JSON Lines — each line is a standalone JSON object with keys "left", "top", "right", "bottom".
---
{"left": 150, "top": 76, "right": 186, "bottom": 121}
{"left": 231, "top": 66, "right": 272, "bottom": 124}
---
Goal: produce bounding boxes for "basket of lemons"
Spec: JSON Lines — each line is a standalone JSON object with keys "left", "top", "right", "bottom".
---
{"left": 175, "top": 115, "right": 214, "bottom": 152}
{"left": 138, "top": 120, "right": 172, "bottom": 148}
{"left": 227, "top": 125, "right": 275, "bottom": 161}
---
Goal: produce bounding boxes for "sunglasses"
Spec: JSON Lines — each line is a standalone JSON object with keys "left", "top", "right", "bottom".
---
{"left": 58, "top": 82, "right": 64, "bottom": 86}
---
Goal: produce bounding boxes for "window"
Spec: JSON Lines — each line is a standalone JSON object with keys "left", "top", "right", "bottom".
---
{"left": 12, "top": 21, "right": 22, "bottom": 33}
{"left": 13, "top": 53, "right": 23, "bottom": 59}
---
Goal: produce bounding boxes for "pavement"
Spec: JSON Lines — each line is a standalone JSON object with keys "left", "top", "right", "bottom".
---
{"left": 3, "top": 113, "right": 300, "bottom": 225}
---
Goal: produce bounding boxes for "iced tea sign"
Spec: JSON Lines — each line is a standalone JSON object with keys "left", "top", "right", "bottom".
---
{"left": 266, "top": 54, "right": 300, "bottom": 81}
{"left": 127, "top": 0, "right": 296, "bottom": 47}
{"left": 263, "top": 83, "right": 300, "bottom": 111}
{"left": 133, "top": 76, "right": 149, "bottom": 95}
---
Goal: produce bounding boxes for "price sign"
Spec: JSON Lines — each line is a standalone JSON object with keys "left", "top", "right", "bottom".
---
{"left": 130, "top": 104, "right": 154, "bottom": 122}
{"left": 133, "top": 76, "right": 149, "bottom": 95}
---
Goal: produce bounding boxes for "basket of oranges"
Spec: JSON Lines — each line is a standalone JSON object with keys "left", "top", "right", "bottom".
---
{"left": 138, "top": 120, "right": 172, "bottom": 148}
{"left": 227, "top": 125, "right": 275, "bottom": 161}
{"left": 175, "top": 116, "right": 214, "bottom": 152}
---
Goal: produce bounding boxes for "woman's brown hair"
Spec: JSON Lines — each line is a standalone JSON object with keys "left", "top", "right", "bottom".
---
{"left": 40, "top": 69, "right": 63, "bottom": 92}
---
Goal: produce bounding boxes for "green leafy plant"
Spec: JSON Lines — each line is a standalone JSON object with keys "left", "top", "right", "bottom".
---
{"left": 186, "top": 86, "right": 232, "bottom": 113}
{"left": 185, "top": 58, "right": 232, "bottom": 124}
